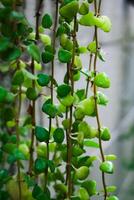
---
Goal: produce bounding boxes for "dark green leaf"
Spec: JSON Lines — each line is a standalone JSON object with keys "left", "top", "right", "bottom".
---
{"left": 37, "top": 73, "right": 50, "bottom": 86}
{"left": 42, "top": 14, "right": 53, "bottom": 29}
{"left": 34, "top": 158, "right": 47, "bottom": 174}
{"left": 35, "top": 126, "right": 49, "bottom": 142}
{"left": 57, "top": 84, "right": 71, "bottom": 98}
{"left": 58, "top": 48, "right": 72, "bottom": 63}
{"left": 42, "top": 51, "right": 54, "bottom": 63}
{"left": 3, "top": 47, "right": 21, "bottom": 62}
{"left": 26, "top": 87, "right": 38, "bottom": 100}
{"left": 42, "top": 101, "right": 58, "bottom": 118}
{"left": 0, "top": 37, "right": 10, "bottom": 52}
{"left": 53, "top": 128, "right": 64, "bottom": 143}
{"left": 0, "top": 86, "right": 7, "bottom": 103}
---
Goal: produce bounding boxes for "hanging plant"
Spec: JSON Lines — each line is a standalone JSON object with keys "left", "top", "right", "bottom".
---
{"left": 0, "top": 0, "right": 118, "bottom": 200}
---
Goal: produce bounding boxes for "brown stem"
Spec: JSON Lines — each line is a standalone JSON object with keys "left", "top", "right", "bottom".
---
{"left": 35, "top": 0, "right": 43, "bottom": 40}
{"left": 44, "top": 0, "right": 59, "bottom": 189}
{"left": 66, "top": 16, "right": 77, "bottom": 199}
{"left": 16, "top": 61, "right": 22, "bottom": 200}
{"left": 28, "top": 59, "right": 36, "bottom": 176}
{"left": 85, "top": 53, "right": 93, "bottom": 97}
{"left": 93, "top": 1, "right": 107, "bottom": 199}
{"left": 28, "top": 0, "right": 43, "bottom": 176}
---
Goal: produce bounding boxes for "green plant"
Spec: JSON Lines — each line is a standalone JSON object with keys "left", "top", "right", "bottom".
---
{"left": 0, "top": 0, "right": 118, "bottom": 200}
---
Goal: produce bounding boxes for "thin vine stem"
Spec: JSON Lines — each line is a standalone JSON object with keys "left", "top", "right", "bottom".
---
{"left": 93, "top": 0, "right": 107, "bottom": 199}
{"left": 13, "top": 0, "right": 22, "bottom": 196}
{"left": 85, "top": 53, "right": 93, "bottom": 97}
{"left": 16, "top": 83, "right": 22, "bottom": 200}
{"left": 66, "top": 15, "right": 77, "bottom": 199}
{"left": 44, "top": 0, "right": 59, "bottom": 189}
{"left": 28, "top": 0, "right": 43, "bottom": 176}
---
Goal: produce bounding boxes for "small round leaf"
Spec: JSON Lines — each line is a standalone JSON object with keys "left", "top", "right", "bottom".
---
{"left": 35, "top": 126, "right": 49, "bottom": 142}
{"left": 53, "top": 128, "right": 64, "bottom": 143}
{"left": 37, "top": 73, "right": 50, "bottom": 86}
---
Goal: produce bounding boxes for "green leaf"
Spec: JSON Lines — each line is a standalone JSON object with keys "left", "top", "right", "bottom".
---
{"left": 35, "top": 126, "right": 49, "bottom": 142}
{"left": 39, "top": 34, "right": 51, "bottom": 46}
{"left": 78, "top": 97, "right": 95, "bottom": 116}
{"left": 7, "top": 148, "right": 26, "bottom": 164}
{"left": 105, "top": 155, "right": 117, "bottom": 161}
{"left": 26, "top": 87, "right": 38, "bottom": 100}
{"left": 0, "top": 37, "right": 10, "bottom": 52}
{"left": 42, "top": 51, "right": 54, "bottom": 63}
{"left": 79, "top": 1, "right": 89, "bottom": 15}
{"left": 77, "top": 187, "right": 89, "bottom": 200}
{"left": 107, "top": 196, "right": 119, "bottom": 200}
{"left": 0, "top": 169, "right": 9, "bottom": 181}
{"left": 81, "top": 180, "right": 97, "bottom": 196}
{"left": 2, "top": 143, "right": 16, "bottom": 154}
{"left": 24, "top": 174, "right": 35, "bottom": 187}
{"left": 47, "top": 160, "right": 55, "bottom": 173}
{"left": 98, "top": 49, "right": 106, "bottom": 62}
{"left": 94, "top": 72, "right": 110, "bottom": 88}
{"left": 76, "top": 166, "right": 89, "bottom": 180}
{"left": 59, "top": 94, "right": 74, "bottom": 107}
{"left": 106, "top": 186, "right": 117, "bottom": 193}
{"left": 42, "top": 14, "right": 53, "bottom": 29}
{"left": 27, "top": 44, "right": 40, "bottom": 63}
{"left": 12, "top": 70, "right": 24, "bottom": 86}
{"left": 100, "top": 127, "right": 111, "bottom": 141}
{"left": 97, "top": 91, "right": 109, "bottom": 106}
{"left": 0, "top": 86, "right": 7, "bottom": 103}
{"left": 42, "top": 101, "right": 58, "bottom": 118}
{"left": 5, "top": 92, "right": 15, "bottom": 103}
{"left": 84, "top": 140, "right": 99, "bottom": 148}
{"left": 34, "top": 158, "right": 47, "bottom": 174}
{"left": 100, "top": 161, "right": 114, "bottom": 174}
{"left": 58, "top": 48, "right": 72, "bottom": 63}
{"left": 4, "top": 47, "right": 21, "bottom": 62}
{"left": 79, "top": 12, "right": 95, "bottom": 26}
{"left": 32, "top": 184, "right": 49, "bottom": 200}
{"left": 59, "top": 1, "right": 79, "bottom": 22}
{"left": 22, "top": 68, "right": 37, "bottom": 80}
{"left": 37, "top": 73, "right": 50, "bottom": 87}
{"left": 57, "top": 84, "right": 71, "bottom": 98}
{"left": 54, "top": 183, "right": 67, "bottom": 194}
{"left": 76, "top": 89, "right": 86, "bottom": 101}
{"left": 10, "top": 11, "right": 24, "bottom": 21}
{"left": 53, "top": 128, "right": 65, "bottom": 143}
{"left": 94, "top": 15, "right": 112, "bottom": 32}
{"left": 87, "top": 41, "right": 96, "bottom": 53}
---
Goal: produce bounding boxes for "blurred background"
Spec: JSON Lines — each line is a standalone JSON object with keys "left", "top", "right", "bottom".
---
{"left": 1, "top": 0, "right": 134, "bottom": 199}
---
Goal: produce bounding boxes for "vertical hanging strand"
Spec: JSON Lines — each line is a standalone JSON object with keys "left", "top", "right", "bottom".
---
{"left": 66, "top": 15, "right": 77, "bottom": 199}
{"left": 12, "top": 1, "right": 22, "bottom": 199}
{"left": 16, "top": 62, "right": 22, "bottom": 200}
{"left": 44, "top": 0, "right": 59, "bottom": 189}
{"left": 93, "top": 0, "right": 107, "bottom": 199}
{"left": 28, "top": 0, "right": 43, "bottom": 176}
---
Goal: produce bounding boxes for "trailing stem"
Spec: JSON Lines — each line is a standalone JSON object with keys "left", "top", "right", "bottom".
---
{"left": 85, "top": 53, "right": 93, "bottom": 97}
{"left": 93, "top": 0, "right": 107, "bottom": 199}
{"left": 44, "top": 0, "right": 59, "bottom": 189}
{"left": 16, "top": 61, "right": 22, "bottom": 200}
{"left": 16, "top": 91, "right": 22, "bottom": 200}
{"left": 28, "top": 0, "right": 43, "bottom": 175}
{"left": 66, "top": 16, "right": 77, "bottom": 199}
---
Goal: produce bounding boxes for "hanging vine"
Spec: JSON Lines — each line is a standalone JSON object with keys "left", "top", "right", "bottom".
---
{"left": 0, "top": 0, "right": 118, "bottom": 200}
